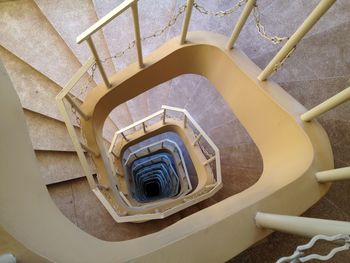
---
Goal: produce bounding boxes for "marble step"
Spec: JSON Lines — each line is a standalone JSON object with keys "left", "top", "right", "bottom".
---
{"left": 0, "top": 45, "right": 117, "bottom": 141}
{"left": 33, "top": 0, "right": 134, "bottom": 130}
{"left": 35, "top": 150, "right": 96, "bottom": 185}
{"left": 24, "top": 109, "right": 80, "bottom": 152}
{"left": 0, "top": 0, "right": 89, "bottom": 87}
{"left": 33, "top": 0, "right": 115, "bottom": 84}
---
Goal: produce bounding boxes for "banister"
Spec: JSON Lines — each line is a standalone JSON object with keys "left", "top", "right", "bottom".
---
{"left": 64, "top": 94, "right": 89, "bottom": 120}
{"left": 258, "top": 0, "right": 336, "bottom": 81}
{"left": 255, "top": 212, "right": 350, "bottom": 237}
{"left": 301, "top": 87, "right": 350, "bottom": 121}
{"left": 55, "top": 98, "right": 97, "bottom": 189}
{"left": 131, "top": 1, "right": 144, "bottom": 68}
{"left": 116, "top": 109, "right": 164, "bottom": 135}
{"left": 86, "top": 38, "right": 110, "bottom": 88}
{"left": 57, "top": 56, "right": 95, "bottom": 100}
{"left": 76, "top": 0, "right": 136, "bottom": 44}
{"left": 80, "top": 141, "right": 100, "bottom": 157}
{"left": 180, "top": 0, "right": 194, "bottom": 44}
{"left": 226, "top": 0, "right": 256, "bottom": 50}
{"left": 316, "top": 167, "right": 350, "bottom": 183}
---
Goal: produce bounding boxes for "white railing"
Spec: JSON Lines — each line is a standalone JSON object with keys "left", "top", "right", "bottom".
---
{"left": 56, "top": 57, "right": 97, "bottom": 189}
{"left": 76, "top": 0, "right": 144, "bottom": 88}
{"left": 109, "top": 105, "right": 221, "bottom": 185}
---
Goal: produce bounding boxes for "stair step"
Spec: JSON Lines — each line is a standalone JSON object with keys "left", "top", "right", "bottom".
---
{"left": 0, "top": 0, "right": 87, "bottom": 87}
{"left": 34, "top": 0, "right": 116, "bottom": 82}
{"left": 35, "top": 150, "right": 96, "bottom": 185}
{"left": 0, "top": 46, "right": 117, "bottom": 142}
{"left": 127, "top": 93, "right": 149, "bottom": 123}
{"left": 148, "top": 82, "right": 172, "bottom": 114}
{"left": 0, "top": 46, "right": 65, "bottom": 122}
{"left": 24, "top": 109, "right": 80, "bottom": 152}
{"left": 109, "top": 103, "right": 134, "bottom": 130}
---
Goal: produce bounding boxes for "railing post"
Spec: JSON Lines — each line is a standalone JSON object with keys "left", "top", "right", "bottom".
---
{"left": 301, "top": 87, "right": 350, "bottom": 121}
{"left": 316, "top": 167, "right": 350, "bottom": 183}
{"left": 131, "top": 1, "right": 144, "bottom": 68}
{"left": 226, "top": 0, "right": 256, "bottom": 50}
{"left": 86, "top": 37, "right": 111, "bottom": 88}
{"left": 121, "top": 132, "right": 129, "bottom": 141}
{"left": 142, "top": 122, "right": 146, "bottom": 133}
{"left": 183, "top": 114, "right": 187, "bottom": 128}
{"left": 180, "top": 0, "right": 194, "bottom": 44}
{"left": 255, "top": 212, "right": 350, "bottom": 237}
{"left": 80, "top": 141, "right": 100, "bottom": 157}
{"left": 258, "top": 0, "right": 336, "bottom": 81}
{"left": 204, "top": 156, "right": 216, "bottom": 166}
{"left": 192, "top": 134, "right": 202, "bottom": 146}
{"left": 162, "top": 109, "right": 166, "bottom": 125}
{"left": 64, "top": 95, "right": 89, "bottom": 120}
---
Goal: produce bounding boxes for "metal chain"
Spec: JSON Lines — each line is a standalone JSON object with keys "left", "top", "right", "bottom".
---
{"left": 277, "top": 234, "right": 350, "bottom": 263}
{"left": 253, "top": 3, "right": 289, "bottom": 44}
{"left": 101, "top": 4, "right": 186, "bottom": 64}
{"left": 69, "top": 63, "right": 97, "bottom": 143}
{"left": 193, "top": 0, "right": 247, "bottom": 17}
{"left": 273, "top": 45, "right": 296, "bottom": 73}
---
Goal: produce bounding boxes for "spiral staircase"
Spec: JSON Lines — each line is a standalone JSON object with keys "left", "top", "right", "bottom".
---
{"left": 0, "top": 0, "right": 349, "bottom": 262}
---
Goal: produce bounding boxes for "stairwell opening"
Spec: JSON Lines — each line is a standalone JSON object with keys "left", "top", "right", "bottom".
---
{"left": 51, "top": 71, "right": 263, "bottom": 240}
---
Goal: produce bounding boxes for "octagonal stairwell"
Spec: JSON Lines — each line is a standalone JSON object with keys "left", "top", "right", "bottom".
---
{"left": 1, "top": 0, "right": 350, "bottom": 262}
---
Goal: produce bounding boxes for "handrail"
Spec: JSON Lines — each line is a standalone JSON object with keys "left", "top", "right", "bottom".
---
{"left": 258, "top": 0, "right": 336, "bottom": 81}
{"left": 116, "top": 109, "right": 164, "bottom": 135}
{"left": 109, "top": 105, "right": 222, "bottom": 185}
{"left": 161, "top": 105, "right": 221, "bottom": 183}
{"left": 76, "top": 0, "right": 136, "bottom": 44}
{"left": 56, "top": 57, "right": 100, "bottom": 189}
{"left": 255, "top": 212, "right": 350, "bottom": 237}
{"left": 301, "top": 87, "right": 350, "bottom": 121}
{"left": 56, "top": 56, "right": 95, "bottom": 100}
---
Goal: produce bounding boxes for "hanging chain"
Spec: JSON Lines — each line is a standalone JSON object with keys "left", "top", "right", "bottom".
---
{"left": 193, "top": 0, "right": 247, "bottom": 17}
{"left": 277, "top": 234, "right": 350, "bottom": 263}
{"left": 253, "top": 3, "right": 289, "bottom": 44}
{"left": 272, "top": 45, "right": 296, "bottom": 73}
{"left": 101, "top": 4, "right": 186, "bottom": 64}
{"left": 70, "top": 0, "right": 290, "bottom": 118}
{"left": 69, "top": 63, "right": 97, "bottom": 143}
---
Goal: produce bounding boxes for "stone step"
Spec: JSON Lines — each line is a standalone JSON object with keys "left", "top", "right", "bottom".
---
{"left": 33, "top": 0, "right": 116, "bottom": 83}
{"left": 33, "top": 0, "right": 134, "bottom": 130}
{"left": 0, "top": 46, "right": 117, "bottom": 142}
{"left": 35, "top": 150, "right": 96, "bottom": 185}
{"left": 24, "top": 109, "right": 79, "bottom": 152}
{"left": 126, "top": 93, "right": 150, "bottom": 123}
{"left": 0, "top": 0, "right": 88, "bottom": 87}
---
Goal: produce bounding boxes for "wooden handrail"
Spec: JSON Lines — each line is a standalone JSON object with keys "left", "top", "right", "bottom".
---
{"left": 76, "top": 0, "right": 136, "bottom": 44}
